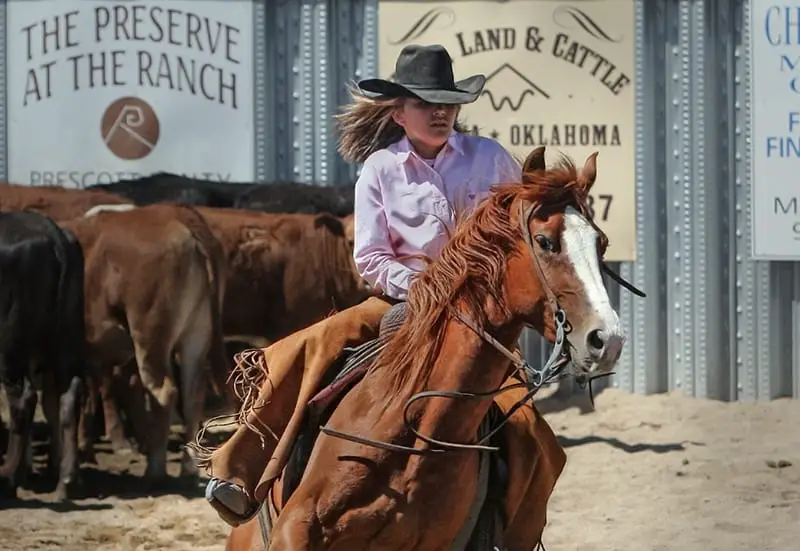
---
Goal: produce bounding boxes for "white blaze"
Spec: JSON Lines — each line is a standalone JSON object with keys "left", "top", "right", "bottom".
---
{"left": 561, "top": 205, "right": 622, "bottom": 335}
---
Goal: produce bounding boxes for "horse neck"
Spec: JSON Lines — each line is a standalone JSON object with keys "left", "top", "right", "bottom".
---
{"left": 413, "top": 313, "right": 525, "bottom": 448}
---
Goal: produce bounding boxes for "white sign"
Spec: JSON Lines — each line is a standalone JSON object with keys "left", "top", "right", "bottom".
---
{"left": 7, "top": 0, "right": 255, "bottom": 188}
{"left": 751, "top": 1, "right": 800, "bottom": 259}
{"left": 378, "top": 1, "right": 637, "bottom": 261}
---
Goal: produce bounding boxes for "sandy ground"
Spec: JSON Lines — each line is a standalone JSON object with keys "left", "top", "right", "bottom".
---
{"left": 1, "top": 386, "right": 798, "bottom": 551}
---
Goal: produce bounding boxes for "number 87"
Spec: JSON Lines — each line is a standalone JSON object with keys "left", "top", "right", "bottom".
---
{"left": 586, "top": 194, "right": 613, "bottom": 222}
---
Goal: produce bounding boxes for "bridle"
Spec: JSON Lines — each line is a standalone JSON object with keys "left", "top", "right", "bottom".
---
{"left": 319, "top": 199, "right": 645, "bottom": 455}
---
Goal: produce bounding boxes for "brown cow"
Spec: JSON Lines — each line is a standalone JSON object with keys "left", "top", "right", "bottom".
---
{"left": 0, "top": 182, "right": 129, "bottom": 221}
{"left": 76, "top": 204, "right": 370, "bottom": 458}
{"left": 193, "top": 207, "right": 371, "bottom": 344}
{"left": 60, "top": 203, "right": 228, "bottom": 485}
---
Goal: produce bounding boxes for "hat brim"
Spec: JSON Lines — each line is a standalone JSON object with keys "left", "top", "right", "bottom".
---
{"left": 357, "top": 74, "right": 486, "bottom": 105}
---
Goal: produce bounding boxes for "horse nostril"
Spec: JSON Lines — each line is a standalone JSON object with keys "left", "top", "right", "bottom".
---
{"left": 586, "top": 329, "right": 605, "bottom": 353}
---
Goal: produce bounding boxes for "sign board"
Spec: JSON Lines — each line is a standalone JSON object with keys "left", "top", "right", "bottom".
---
{"left": 6, "top": 0, "right": 255, "bottom": 188}
{"left": 377, "top": 0, "right": 637, "bottom": 261}
{"left": 751, "top": 1, "right": 800, "bottom": 259}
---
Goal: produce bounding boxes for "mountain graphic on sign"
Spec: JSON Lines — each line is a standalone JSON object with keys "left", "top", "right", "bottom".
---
{"left": 480, "top": 63, "right": 550, "bottom": 112}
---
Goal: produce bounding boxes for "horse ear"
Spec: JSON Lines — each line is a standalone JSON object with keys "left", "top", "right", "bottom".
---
{"left": 521, "top": 146, "right": 546, "bottom": 173}
{"left": 579, "top": 152, "right": 598, "bottom": 189}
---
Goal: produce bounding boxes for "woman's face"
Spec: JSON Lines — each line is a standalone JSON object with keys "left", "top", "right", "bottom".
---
{"left": 392, "top": 98, "right": 459, "bottom": 156}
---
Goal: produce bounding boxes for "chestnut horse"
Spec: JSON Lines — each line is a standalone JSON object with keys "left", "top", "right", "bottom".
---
{"left": 223, "top": 146, "right": 639, "bottom": 550}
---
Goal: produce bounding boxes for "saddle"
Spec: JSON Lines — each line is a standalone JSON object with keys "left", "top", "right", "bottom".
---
{"left": 278, "top": 301, "right": 511, "bottom": 550}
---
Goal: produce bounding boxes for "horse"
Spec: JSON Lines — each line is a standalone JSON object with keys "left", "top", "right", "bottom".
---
{"left": 221, "top": 146, "right": 641, "bottom": 550}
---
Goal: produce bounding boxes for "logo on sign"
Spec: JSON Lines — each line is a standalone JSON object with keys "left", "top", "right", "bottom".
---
{"left": 7, "top": 1, "right": 256, "bottom": 189}
{"left": 481, "top": 63, "right": 550, "bottom": 112}
{"left": 385, "top": 5, "right": 629, "bottom": 147}
{"left": 377, "top": 0, "right": 637, "bottom": 261}
{"left": 101, "top": 97, "right": 160, "bottom": 160}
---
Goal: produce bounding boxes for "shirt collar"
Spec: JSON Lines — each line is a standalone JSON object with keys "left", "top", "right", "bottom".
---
{"left": 391, "top": 131, "right": 466, "bottom": 165}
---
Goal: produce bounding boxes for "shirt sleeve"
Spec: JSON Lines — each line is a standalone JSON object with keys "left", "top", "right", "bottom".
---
{"left": 494, "top": 144, "right": 523, "bottom": 184}
{"left": 352, "top": 161, "right": 419, "bottom": 300}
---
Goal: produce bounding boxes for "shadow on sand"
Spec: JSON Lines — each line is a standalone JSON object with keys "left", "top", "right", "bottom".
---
{"left": 0, "top": 420, "right": 237, "bottom": 508}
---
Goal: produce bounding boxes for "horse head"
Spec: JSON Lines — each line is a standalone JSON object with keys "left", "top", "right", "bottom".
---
{"left": 406, "top": 145, "right": 627, "bottom": 389}
{"left": 498, "top": 146, "right": 624, "bottom": 376}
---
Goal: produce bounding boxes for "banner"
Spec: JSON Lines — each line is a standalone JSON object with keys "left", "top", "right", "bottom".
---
{"left": 750, "top": 1, "right": 800, "bottom": 259}
{"left": 377, "top": 0, "right": 636, "bottom": 261}
{"left": 6, "top": 0, "right": 255, "bottom": 188}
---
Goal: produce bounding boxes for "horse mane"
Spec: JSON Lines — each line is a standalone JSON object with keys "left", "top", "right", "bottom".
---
{"left": 368, "top": 153, "right": 600, "bottom": 400}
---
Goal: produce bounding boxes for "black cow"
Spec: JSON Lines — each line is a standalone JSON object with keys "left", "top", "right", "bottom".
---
{"left": 0, "top": 211, "right": 86, "bottom": 501}
{"left": 87, "top": 172, "right": 247, "bottom": 207}
{"left": 86, "top": 172, "right": 354, "bottom": 216}
{"left": 233, "top": 181, "right": 354, "bottom": 216}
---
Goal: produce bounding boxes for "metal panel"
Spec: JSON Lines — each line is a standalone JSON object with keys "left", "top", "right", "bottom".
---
{"left": 0, "top": 1, "right": 5, "bottom": 180}
{"left": 0, "top": 0, "right": 794, "bottom": 402}
{"left": 634, "top": 0, "right": 668, "bottom": 396}
{"left": 253, "top": 1, "right": 269, "bottom": 181}
{"left": 259, "top": 0, "right": 378, "bottom": 184}
{"left": 517, "top": 0, "right": 797, "bottom": 402}
{"left": 734, "top": 0, "right": 758, "bottom": 400}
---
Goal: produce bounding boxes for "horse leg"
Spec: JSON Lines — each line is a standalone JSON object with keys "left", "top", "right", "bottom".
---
{"left": 494, "top": 383, "right": 566, "bottom": 551}
{"left": 268, "top": 498, "right": 323, "bottom": 551}
{"left": 0, "top": 362, "right": 37, "bottom": 498}
{"left": 225, "top": 518, "right": 267, "bottom": 551}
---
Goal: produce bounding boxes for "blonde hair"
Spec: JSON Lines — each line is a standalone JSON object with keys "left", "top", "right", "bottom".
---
{"left": 335, "top": 83, "right": 469, "bottom": 164}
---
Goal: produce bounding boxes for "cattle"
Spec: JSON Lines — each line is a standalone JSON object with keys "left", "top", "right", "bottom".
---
{"left": 47, "top": 187, "right": 363, "bottom": 474}
{"left": 194, "top": 207, "right": 370, "bottom": 344}
{"left": 87, "top": 173, "right": 245, "bottom": 208}
{"left": 0, "top": 211, "right": 86, "bottom": 501}
{"left": 82, "top": 203, "right": 368, "bottom": 346}
{"left": 0, "top": 182, "right": 129, "bottom": 221}
{"left": 0, "top": 178, "right": 364, "bottom": 495}
{"left": 75, "top": 206, "right": 371, "bottom": 484}
{"left": 86, "top": 172, "right": 354, "bottom": 216}
{"left": 232, "top": 181, "right": 353, "bottom": 217}
{"left": 60, "top": 203, "right": 228, "bottom": 487}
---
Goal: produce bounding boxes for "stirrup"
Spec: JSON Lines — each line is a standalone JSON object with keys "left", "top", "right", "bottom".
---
{"left": 205, "top": 478, "right": 260, "bottom": 526}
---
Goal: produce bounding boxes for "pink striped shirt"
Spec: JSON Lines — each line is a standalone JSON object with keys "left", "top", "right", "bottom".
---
{"left": 353, "top": 131, "right": 522, "bottom": 300}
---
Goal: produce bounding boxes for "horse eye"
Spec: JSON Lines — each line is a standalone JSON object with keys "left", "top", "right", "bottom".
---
{"left": 535, "top": 234, "right": 554, "bottom": 251}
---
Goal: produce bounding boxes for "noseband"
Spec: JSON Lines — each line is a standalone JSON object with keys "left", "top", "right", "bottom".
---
{"left": 320, "top": 200, "right": 645, "bottom": 455}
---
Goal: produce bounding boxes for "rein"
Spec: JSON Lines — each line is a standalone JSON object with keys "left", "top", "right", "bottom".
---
{"left": 319, "top": 200, "right": 645, "bottom": 455}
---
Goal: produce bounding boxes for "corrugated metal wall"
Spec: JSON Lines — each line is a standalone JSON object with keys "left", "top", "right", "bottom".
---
{"left": 522, "top": 0, "right": 799, "bottom": 402}
{"left": 253, "top": 0, "right": 379, "bottom": 186}
{"left": 255, "top": 0, "right": 798, "bottom": 402}
{"left": 1, "top": 0, "right": 794, "bottom": 402}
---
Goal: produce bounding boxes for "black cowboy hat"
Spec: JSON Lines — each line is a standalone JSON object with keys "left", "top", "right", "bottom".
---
{"left": 358, "top": 44, "right": 486, "bottom": 105}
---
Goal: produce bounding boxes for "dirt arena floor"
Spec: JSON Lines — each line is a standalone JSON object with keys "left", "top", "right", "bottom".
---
{"left": 1, "top": 386, "right": 798, "bottom": 550}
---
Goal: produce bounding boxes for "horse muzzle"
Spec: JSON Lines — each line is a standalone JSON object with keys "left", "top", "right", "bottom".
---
{"left": 584, "top": 329, "right": 625, "bottom": 373}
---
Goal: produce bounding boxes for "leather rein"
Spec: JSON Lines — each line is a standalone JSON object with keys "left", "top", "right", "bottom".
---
{"left": 319, "top": 200, "right": 645, "bottom": 456}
